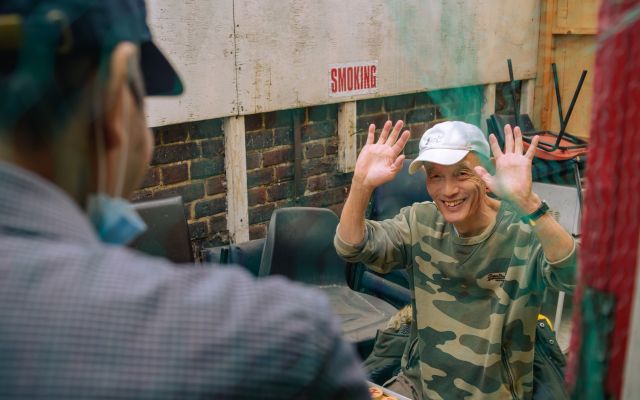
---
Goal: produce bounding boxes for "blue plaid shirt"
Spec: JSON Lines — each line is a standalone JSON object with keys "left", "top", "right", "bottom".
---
{"left": 0, "top": 161, "right": 369, "bottom": 399}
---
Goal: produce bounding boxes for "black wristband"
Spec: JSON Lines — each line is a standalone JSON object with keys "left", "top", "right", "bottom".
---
{"left": 521, "top": 201, "right": 549, "bottom": 226}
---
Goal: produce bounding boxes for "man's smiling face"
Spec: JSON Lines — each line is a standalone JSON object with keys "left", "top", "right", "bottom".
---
{"left": 425, "top": 153, "right": 491, "bottom": 235}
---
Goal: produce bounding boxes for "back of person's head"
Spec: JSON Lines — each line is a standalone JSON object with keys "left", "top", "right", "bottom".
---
{"left": 0, "top": 0, "right": 182, "bottom": 145}
{"left": 0, "top": 0, "right": 183, "bottom": 245}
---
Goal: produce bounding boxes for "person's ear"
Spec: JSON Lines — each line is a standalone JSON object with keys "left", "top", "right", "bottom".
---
{"left": 102, "top": 42, "right": 138, "bottom": 152}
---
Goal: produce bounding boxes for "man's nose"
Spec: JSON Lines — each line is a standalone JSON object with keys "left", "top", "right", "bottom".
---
{"left": 443, "top": 178, "right": 459, "bottom": 196}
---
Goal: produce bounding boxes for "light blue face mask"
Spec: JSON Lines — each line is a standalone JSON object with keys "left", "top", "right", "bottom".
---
{"left": 87, "top": 193, "right": 147, "bottom": 245}
{"left": 88, "top": 83, "right": 147, "bottom": 245}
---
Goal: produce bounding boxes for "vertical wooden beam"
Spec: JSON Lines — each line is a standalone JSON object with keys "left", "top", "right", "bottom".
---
{"left": 293, "top": 109, "right": 303, "bottom": 203}
{"left": 224, "top": 116, "right": 249, "bottom": 244}
{"left": 535, "top": 0, "right": 557, "bottom": 130}
{"left": 481, "top": 84, "right": 496, "bottom": 134}
{"left": 520, "top": 79, "right": 536, "bottom": 117}
{"left": 337, "top": 101, "right": 357, "bottom": 173}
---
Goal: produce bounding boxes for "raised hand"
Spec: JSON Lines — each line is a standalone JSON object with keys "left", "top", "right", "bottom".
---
{"left": 474, "top": 124, "right": 542, "bottom": 213}
{"left": 353, "top": 120, "right": 411, "bottom": 191}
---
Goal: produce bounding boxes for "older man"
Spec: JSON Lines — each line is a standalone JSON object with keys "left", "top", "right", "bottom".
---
{"left": 0, "top": 1, "right": 369, "bottom": 398}
{"left": 335, "top": 120, "right": 576, "bottom": 399}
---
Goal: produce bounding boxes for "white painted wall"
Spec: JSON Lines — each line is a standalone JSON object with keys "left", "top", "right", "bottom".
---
{"left": 235, "top": 0, "right": 540, "bottom": 114}
{"left": 145, "top": 0, "right": 541, "bottom": 127}
{"left": 145, "top": 0, "right": 237, "bottom": 127}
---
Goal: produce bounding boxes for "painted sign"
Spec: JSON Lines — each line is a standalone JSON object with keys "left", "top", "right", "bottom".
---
{"left": 329, "top": 61, "right": 378, "bottom": 97}
{"left": 147, "top": 0, "right": 541, "bottom": 124}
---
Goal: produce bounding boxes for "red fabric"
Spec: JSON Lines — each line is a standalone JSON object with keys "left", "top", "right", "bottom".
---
{"left": 567, "top": 1, "right": 640, "bottom": 397}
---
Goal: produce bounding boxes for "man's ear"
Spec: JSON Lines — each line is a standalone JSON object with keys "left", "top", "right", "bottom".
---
{"left": 101, "top": 42, "right": 138, "bottom": 151}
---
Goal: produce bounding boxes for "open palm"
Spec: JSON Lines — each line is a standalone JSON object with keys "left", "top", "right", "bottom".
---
{"left": 474, "top": 124, "right": 540, "bottom": 208}
{"left": 354, "top": 120, "right": 411, "bottom": 191}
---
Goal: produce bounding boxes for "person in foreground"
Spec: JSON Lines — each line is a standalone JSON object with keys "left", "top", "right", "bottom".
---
{"left": 0, "top": 1, "right": 369, "bottom": 398}
{"left": 335, "top": 120, "right": 577, "bottom": 399}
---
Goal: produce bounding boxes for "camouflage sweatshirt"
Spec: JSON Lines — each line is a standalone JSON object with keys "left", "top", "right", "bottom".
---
{"left": 335, "top": 201, "right": 576, "bottom": 400}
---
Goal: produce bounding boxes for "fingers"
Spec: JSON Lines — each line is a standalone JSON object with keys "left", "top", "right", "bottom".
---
{"left": 377, "top": 120, "right": 393, "bottom": 144}
{"left": 514, "top": 126, "right": 523, "bottom": 154}
{"left": 489, "top": 134, "right": 503, "bottom": 158}
{"left": 386, "top": 120, "right": 405, "bottom": 146}
{"left": 392, "top": 154, "right": 406, "bottom": 172}
{"left": 366, "top": 124, "right": 375, "bottom": 145}
{"left": 504, "top": 124, "right": 514, "bottom": 153}
{"left": 391, "top": 130, "right": 411, "bottom": 155}
{"left": 474, "top": 166, "right": 495, "bottom": 192}
{"left": 525, "top": 135, "right": 539, "bottom": 160}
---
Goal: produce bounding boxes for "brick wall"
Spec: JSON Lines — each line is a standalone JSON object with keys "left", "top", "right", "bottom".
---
{"left": 244, "top": 107, "right": 344, "bottom": 240}
{"left": 356, "top": 86, "right": 484, "bottom": 160}
{"left": 132, "top": 85, "right": 485, "bottom": 257}
{"left": 131, "top": 119, "right": 228, "bottom": 256}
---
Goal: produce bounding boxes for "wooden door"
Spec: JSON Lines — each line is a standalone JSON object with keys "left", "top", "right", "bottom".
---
{"left": 534, "top": 0, "right": 600, "bottom": 139}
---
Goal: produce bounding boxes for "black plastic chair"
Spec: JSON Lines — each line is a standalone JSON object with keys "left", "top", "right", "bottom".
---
{"left": 201, "top": 238, "right": 266, "bottom": 276}
{"left": 130, "top": 196, "right": 194, "bottom": 263}
{"left": 258, "top": 207, "right": 397, "bottom": 344}
{"left": 356, "top": 160, "right": 431, "bottom": 306}
{"left": 368, "top": 159, "right": 431, "bottom": 221}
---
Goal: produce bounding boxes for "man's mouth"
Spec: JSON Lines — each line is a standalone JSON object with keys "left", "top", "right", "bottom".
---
{"left": 442, "top": 199, "right": 465, "bottom": 208}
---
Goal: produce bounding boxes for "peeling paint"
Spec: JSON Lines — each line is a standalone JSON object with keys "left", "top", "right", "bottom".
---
{"left": 146, "top": 0, "right": 540, "bottom": 126}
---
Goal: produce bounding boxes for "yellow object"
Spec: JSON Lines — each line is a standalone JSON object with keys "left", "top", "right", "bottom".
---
{"left": 538, "top": 314, "right": 554, "bottom": 331}
{"left": 0, "top": 14, "right": 22, "bottom": 50}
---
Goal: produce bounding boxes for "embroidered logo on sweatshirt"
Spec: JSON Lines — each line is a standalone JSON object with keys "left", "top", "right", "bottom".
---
{"left": 487, "top": 273, "right": 506, "bottom": 282}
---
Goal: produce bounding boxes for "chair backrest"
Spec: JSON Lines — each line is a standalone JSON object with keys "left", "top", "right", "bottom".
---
{"left": 258, "top": 207, "right": 346, "bottom": 285}
{"left": 129, "top": 196, "right": 194, "bottom": 263}
{"left": 369, "top": 159, "right": 431, "bottom": 221}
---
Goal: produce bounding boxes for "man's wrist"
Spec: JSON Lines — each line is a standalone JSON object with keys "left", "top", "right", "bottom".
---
{"left": 519, "top": 194, "right": 542, "bottom": 215}
{"left": 521, "top": 201, "right": 550, "bottom": 226}
{"left": 350, "top": 177, "right": 375, "bottom": 195}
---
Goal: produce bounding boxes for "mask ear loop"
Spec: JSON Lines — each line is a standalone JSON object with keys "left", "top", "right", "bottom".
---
{"left": 112, "top": 87, "right": 130, "bottom": 199}
{"left": 93, "top": 53, "right": 136, "bottom": 199}
{"left": 113, "top": 55, "right": 139, "bottom": 199}
{"left": 93, "top": 82, "right": 106, "bottom": 196}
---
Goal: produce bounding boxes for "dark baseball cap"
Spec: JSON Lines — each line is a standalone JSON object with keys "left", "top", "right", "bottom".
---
{"left": 0, "top": 0, "right": 183, "bottom": 96}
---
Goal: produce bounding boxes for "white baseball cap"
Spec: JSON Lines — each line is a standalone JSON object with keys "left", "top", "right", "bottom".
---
{"left": 408, "top": 121, "right": 490, "bottom": 175}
